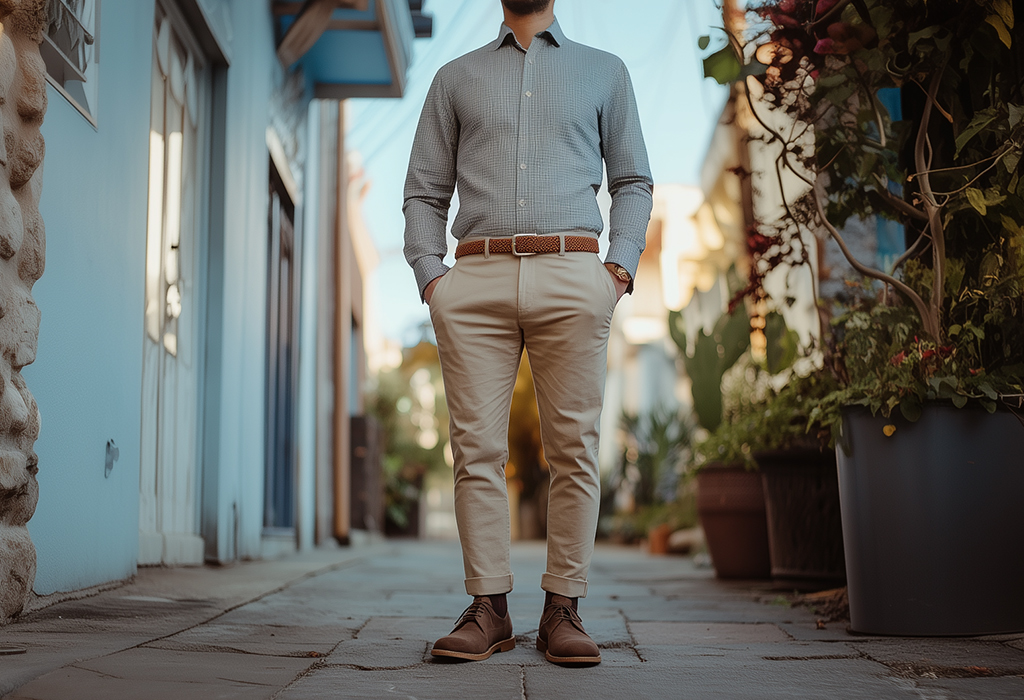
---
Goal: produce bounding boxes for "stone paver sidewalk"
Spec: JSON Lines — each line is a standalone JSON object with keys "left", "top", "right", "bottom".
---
{"left": 2, "top": 540, "right": 1023, "bottom": 699}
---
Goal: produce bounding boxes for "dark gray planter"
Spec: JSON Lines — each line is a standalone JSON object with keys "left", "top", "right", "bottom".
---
{"left": 838, "top": 405, "right": 1024, "bottom": 635}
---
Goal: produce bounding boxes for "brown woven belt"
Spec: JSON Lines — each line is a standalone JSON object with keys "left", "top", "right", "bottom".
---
{"left": 454, "top": 234, "right": 599, "bottom": 259}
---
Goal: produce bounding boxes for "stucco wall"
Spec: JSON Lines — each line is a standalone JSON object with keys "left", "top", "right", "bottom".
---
{"left": 26, "top": 0, "right": 155, "bottom": 595}
{"left": 202, "top": 0, "right": 274, "bottom": 562}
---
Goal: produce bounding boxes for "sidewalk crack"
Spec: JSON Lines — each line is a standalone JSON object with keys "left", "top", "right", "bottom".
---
{"left": 351, "top": 617, "right": 372, "bottom": 640}
{"left": 137, "top": 557, "right": 369, "bottom": 654}
{"left": 69, "top": 665, "right": 125, "bottom": 681}
{"left": 269, "top": 659, "right": 328, "bottom": 700}
{"left": 621, "top": 611, "right": 646, "bottom": 662}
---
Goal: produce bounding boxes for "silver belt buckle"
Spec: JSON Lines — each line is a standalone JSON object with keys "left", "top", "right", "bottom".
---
{"left": 511, "top": 233, "right": 536, "bottom": 256}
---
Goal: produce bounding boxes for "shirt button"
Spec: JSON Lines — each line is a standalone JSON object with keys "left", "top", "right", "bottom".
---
{"left": 520, "top": 163, "right": 527, "bottom": 170}
{"left": 525, "top": 90, "right": 532, "bottom": 97}
{"left": 518, "top": 199, "right": 526, "bottom": 207}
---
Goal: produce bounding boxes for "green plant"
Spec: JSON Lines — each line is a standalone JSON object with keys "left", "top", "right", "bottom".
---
{"left": 695, "top": 365, "right": 839, "bottom": 467}
{"left": 619, "top": 407, "right": 691, "bottom": 507}
{"left": 600, "top": 478, "right": 699, "bottom": 542}
{"left": 669, "top": 308, "right": 750, "bottom": 432}
{"left": 368, "top": 341, "right": 450, "bottom": 533}
{"left": 702, "top": 0, "right": 1024, "bottom": 427}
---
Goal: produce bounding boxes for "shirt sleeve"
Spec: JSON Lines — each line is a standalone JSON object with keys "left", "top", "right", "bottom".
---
{"left": 403, "top": 69, "right": 459, "bottom": 302}
{"left": 600, "top": 61, "right": 654, "bottom": 293}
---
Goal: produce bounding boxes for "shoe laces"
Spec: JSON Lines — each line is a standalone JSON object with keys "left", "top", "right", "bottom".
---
{"left": 453, "top": 599, "right": 490, "bottom": 630}
{"left": 545, "top": 600, "right": 585, "bottom": 630}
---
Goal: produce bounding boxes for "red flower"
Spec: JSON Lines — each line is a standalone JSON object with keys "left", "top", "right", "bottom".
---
{"left": 747, "top": 232, "right": 774, "bottom": 256}
{"left": 890, "top": 351, "right": 907, "bottom": 366}
{"left": 816, "top": 0, "right": 840, "bottom": 15}
{"left": 813, "top": 38, "right": 840, "bottom": 54}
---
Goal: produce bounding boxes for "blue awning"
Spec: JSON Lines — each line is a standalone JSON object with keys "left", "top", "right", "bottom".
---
{"left": 275, "top": 0, "right": 431, "bottom": 100}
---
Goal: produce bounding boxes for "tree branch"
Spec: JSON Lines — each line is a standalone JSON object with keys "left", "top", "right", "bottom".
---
{"left": 813, "top": 180, "right": 939, "bottom": 339}
{"left": 914, "top": 64, "right": 947, "bottom": 340}
{"left": 890, "top": 229, "right": 931, "bottom": 274}
{"left": 743, "top": 77, "right": 816, "bottom": 188}
{"left": 874, "top": 186, "right": 929, "bottom": 221}
{"left": 929, "top": 145, "right": 1014, "bottom": 196}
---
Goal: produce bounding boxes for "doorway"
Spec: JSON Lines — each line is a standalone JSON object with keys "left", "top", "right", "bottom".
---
{"left": 139, "top": 0, "right": 210, "bottom": 565}
{"left": 264, "top": 163, "right": 301, "bottom": 538}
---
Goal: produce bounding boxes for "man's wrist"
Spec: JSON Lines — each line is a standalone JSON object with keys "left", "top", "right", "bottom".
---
{"left": 605, "top": 262, "right": 632, "bottom": 283}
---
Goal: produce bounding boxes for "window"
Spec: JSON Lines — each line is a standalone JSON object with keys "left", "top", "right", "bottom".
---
{"left": 40, "top": 0, "right": 100, "bottom": 125}
{"left": 145, "top": 6, "right": 203, "bottom": 356}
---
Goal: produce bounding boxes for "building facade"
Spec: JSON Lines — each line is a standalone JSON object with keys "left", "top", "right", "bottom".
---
{"left": 0, "top": 0, "right": 427, "bottom": 621}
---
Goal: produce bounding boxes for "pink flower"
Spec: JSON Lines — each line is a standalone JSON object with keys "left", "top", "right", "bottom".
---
{"left": 816, "top": 0, "right": 840, "bottom": 15}
{"left": 813, "top": 38, "right": 838, "bottom": 54}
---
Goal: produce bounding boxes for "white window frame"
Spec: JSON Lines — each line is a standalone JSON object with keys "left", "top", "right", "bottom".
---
{"left": 41, "top": 0, "right": 101, "bottom": 126}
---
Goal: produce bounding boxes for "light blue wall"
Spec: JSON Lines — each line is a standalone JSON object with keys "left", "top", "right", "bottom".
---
{"left": 25, "top": 0, "right": 386, "bottom": 589}
{"left": 26, "top": 0, "right": 157, "bottom": 594}
{"left": 203, "top": 0, "right": 275, "bottom": 562}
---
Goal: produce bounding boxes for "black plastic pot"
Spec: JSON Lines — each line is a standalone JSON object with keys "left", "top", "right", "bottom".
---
{"left": 756, "top": 449, "right": 845, "bottom": 588}
{"left": 838, "top": 404, "right": 1024, "bottom": 635}
{"left": 696, "top": 463, "right": 771, "bottom": 579}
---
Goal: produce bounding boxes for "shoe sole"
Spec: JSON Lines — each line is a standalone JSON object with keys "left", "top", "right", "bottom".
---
{"left": 430, "top": 636, "right": 516, "bottom": 661}
{"left": 535, "top": 636, "right": 602, "bottom": 665}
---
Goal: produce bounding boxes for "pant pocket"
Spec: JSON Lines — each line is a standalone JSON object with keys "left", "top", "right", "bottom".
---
{"left": 592, "top": 255, "right": 617, "bottom": 306}
{"left": 428, "top": 266, "right": 456, "bottom": 313}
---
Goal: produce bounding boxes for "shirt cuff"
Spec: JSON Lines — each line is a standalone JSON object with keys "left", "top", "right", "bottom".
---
{"left": 413, "top": 256, "right": 451, "bottom": 303}
{"left": 605, "top": 239, "right": 643, "bottom": 292}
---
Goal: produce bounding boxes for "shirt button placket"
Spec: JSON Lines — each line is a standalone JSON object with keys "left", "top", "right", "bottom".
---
{"left": 516, "top": 44, "right": 536, "bottom": 234}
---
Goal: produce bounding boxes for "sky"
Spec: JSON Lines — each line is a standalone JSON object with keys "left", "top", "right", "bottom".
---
{"left": 346, "top": 0, "right": 729, "bottom": 345}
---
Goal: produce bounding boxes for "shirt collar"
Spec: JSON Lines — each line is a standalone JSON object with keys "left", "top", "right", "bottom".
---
{"left": 492, "top": 17, "right": 565, "bottom": 51}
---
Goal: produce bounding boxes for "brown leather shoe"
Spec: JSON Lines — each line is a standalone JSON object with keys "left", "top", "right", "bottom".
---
{"left": 536, "top": 595, "right": 601, "bottom": 665}
{"left": 431, "top": 597, "right": 516, "bottom": 661}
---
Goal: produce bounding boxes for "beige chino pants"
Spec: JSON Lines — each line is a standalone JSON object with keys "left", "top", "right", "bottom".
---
{"left": 428, "top": 238, "right": 617, "bottom": 599}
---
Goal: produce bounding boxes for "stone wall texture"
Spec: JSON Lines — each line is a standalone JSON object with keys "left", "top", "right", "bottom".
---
{"left": 0, "top": 0, "right": 47, "bottom": 624}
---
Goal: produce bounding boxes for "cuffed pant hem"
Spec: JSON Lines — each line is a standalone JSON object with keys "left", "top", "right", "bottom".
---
{"left": 465, "top": 574, "right": 514, "bottom": 596}
{"left": 541, "top": 572, "right": 589, "bottom": 598}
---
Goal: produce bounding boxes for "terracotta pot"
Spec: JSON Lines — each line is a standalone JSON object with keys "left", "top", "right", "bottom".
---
{"left": 756, "top": 448, "right": 845, "bottom": 588}
{"left": 647, "top": 523, "right": 672, "bottom": 555}
{"left": 839, "top": 405, "right": 1024, "bottom": 635}
{"left": 696, "top": 463, "right": 771, "bottom": 579}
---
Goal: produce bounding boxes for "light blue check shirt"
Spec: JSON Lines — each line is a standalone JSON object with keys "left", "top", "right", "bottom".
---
{"left": 403, "top": 18, "right": 654, "bottom": 299}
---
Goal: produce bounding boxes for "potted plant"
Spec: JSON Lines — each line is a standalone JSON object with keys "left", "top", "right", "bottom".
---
{"left": 703, "top": 0, "right": 1024, "bottom": 633}
{"left": 671, "top": 308, "right": 773, "bottom": 579}
{"left": 748, "top": 369, "right": 845, "bottom": 588}
{"left": 689, "top": 335, "right": 845, "bottom": 587}
{"left": 614, "top": 407, "right": 691, "bottom": 553}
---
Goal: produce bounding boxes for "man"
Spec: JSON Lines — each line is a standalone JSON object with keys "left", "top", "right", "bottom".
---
{"left": 403, "top": 0, "right": 652, "bottom": 666}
